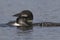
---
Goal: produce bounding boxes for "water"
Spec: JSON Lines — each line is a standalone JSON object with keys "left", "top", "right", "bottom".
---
{"left": 0, "top": 0, "right": 60, "bottom": 40}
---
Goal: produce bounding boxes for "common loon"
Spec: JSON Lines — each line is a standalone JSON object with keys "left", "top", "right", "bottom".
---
{"left": 7, "top": 10, "right": 60, "bottom": 27}
{"left": 7, "top": 10, "right": 33, "bottom": 27}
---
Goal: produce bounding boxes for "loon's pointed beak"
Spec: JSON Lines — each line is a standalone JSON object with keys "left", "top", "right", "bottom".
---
{"left": 13, "top": 13, "right": 20, "bottom": 17}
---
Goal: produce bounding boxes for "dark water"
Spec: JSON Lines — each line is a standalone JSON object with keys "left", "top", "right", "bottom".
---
{"left": 0, "top": 0, "right": 60, "bottom": 40}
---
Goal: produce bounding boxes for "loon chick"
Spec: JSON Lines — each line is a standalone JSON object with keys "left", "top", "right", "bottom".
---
{"left": 7, "top": 10, "right": 33, "bottom": 27}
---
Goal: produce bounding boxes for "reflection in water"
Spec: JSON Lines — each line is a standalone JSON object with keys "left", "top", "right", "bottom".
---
{"left": 16, "top": 27, "right": 33, "bottom": 40}
{"left": 17, "top": 26, "right": 33, "bottom": 31}
{"left": 0, "top": 23, "right": 33, "bottom": 40}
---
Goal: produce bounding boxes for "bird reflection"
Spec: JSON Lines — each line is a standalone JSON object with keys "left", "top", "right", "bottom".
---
{"left": 17, "top": 26, "right": 33, "bottom": 31}
{"left": 16, "top": 28, "right": 33, "bottom": 40}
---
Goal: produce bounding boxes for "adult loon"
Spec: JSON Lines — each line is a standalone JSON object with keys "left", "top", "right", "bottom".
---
{"left": 7, "top": 10, "right": 60, "bottom": 27}
{"left": 7, "top": 10, "right": 33, "bottom": 27}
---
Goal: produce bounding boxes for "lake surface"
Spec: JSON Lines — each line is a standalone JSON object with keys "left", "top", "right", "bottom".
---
{"left": 0, "top": 0, "right": 60, "bottom": 40}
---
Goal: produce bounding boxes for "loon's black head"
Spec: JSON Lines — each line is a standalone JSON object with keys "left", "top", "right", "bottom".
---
{"left": 13, "top": 10, "right": 33, "bottom": 20}
{"left": 14, "top": 10, "right": 33, "bottom": 26}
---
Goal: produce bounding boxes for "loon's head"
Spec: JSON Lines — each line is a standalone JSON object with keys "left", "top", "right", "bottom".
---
{"left": 13, "top": 10, "right": 33, "bottom": 20}
{"left": 13, "top": 10, "right": 33, "bottom": 27}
